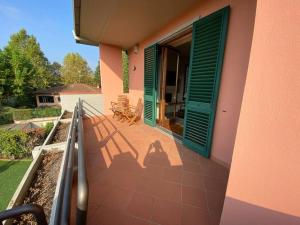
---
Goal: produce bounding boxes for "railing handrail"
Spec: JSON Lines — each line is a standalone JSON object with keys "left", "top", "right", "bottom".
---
{"left": 76, "top": 99, "right": 89, "bottom": 225}
{"left": 53, "top": 103, "right": 78, "bottom": 225}
{"left": 0, "top": 99, "right": 89, "bottom": 225}
{"left": 54, "top": 99, "right": 89, "bottom": 225}
{"left": 0, "top": 204, "right": 48, "bottom": 225}
{"left": 60, "top": 105, "right": 78, "bottom": 225}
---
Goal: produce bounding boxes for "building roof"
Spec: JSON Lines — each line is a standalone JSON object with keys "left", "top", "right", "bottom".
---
{"left": 35, "top": 84, "right": 101, "bottom": 95}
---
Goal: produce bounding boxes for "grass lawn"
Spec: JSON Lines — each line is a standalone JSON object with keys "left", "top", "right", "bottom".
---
{"left": 0, "top": 160, "right": 32, "bottom": 210}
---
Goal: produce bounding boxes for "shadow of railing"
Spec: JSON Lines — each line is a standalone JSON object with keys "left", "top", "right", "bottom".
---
{"left": 82, "top": 100, "right": 139, "bottom": 160}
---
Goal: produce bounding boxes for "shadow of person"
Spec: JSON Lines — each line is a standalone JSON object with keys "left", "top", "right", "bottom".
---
{"left": 143, "top": 140, "right": 171, "bottom": 168}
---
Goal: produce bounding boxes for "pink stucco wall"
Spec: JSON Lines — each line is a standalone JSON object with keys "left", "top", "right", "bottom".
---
{"left": 99, "top": 44, "right": 123, "bottom": 115}
{"left": 220, "top": 0, "right": 300, "bottom": 224}
{"left": 126, "top": 0, "right": 257, "bottom": 166}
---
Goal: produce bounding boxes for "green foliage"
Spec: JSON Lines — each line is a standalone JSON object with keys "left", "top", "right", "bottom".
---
{"left": 0, "top": 130, "right": 29, "bottom": 159}
{"left": 13, "top": 107, "right": 61, "bottom": 121}
{"left": 94, "top": 61, "right": 101, "bottom": 87}
{"left": 48, "top": 62, "right": 62, "bottom": 86}
{"left": 0, "top": 29, "right": 59, "bottom": 106}
{"left": 0, "top": 106, "right": 14, "bottom": 125}
{"left": 61, "top": 53, "right": 95, "bottom": 86}
{"left": 0, "top": 112, "right": 13, "bottom": 125}
{"left": 122, "top": 50, "right": 129, "bottom": 93}
{"left": 44, "top": 122, "right": 54, "bottom": 136}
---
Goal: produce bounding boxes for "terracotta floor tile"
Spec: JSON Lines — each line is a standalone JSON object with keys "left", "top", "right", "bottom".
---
{"left": 151, "top": 199, "right": 181, "bottom": 225}
{"left": 183, "top": 161, "right": 202, "bottom": 174}
{"left": 104, "top": 170, "right": 141, "bottom": 190}
{"left": 89, "top": 183, "right": 112, "bottom": 206}
{"left": 162, "top": 167, "right": 182, "bottom": 183}
{"left": 122, "top": 215, "right": 151, "bottom": 225}
{"left": 144, "top": 154, "right": 172, "bottom": 168}
{"left": 142, "top": 164, "right": 164, "bottom": 179}
{"left": 91, "top": 207, "right": 123, "bottom": 225}
{"left": 182, "top": 185, "right": 207, "bottom": 209}
{"left": 82, "top": 116, "right": 228, "bottom": 225}
{"left": 182, "top": 171, "right": 204, "bottom": 188}
{"left": 92, "top": 207, "right": 141, "bottom": 225}
{"left": 157, "top": 180, "right": 182, "bottom": 203}
{"left": 205, "top": 190, "right": 225, "bottom": 213}
{"left": 126, "top": 192, "right": 155, "bottom": 220}
{"left": 209, "top": 209, "right": 223, "bottom": 225}
{"left": 136, "top": 176, "right": 162, "bottom": 197}
{"left": 182, "top": 204, "right": 211, "bottom": 225}
{"left": 201, "top": 162, "right": 229, "bottom": 179}
{"left": 102, "top": 186, "right": 134, "bottom": 211}
{"left": 203, "top": 176, "right": 228, "bottom": 194}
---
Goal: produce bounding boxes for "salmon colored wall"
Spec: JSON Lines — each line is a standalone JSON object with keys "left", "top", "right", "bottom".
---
{"left": 127, "top": 0, "right": 257, "bottom": 166}
{"left": 220, "top": 1, "right": 300, "bottom": 224}
{"left": 99, "top": 44, "right": 123, "bottom": 114}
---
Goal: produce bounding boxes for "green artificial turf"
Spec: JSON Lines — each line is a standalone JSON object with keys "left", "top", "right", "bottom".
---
{"left": 0, "top": 160, "right": 32, "bottom": 210}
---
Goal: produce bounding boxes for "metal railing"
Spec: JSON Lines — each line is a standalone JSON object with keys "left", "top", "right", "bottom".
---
{"left": 0, "top": 204, "right": 48, "bottom": 225}
{"left": 76, "top": 99, "right": 89, "bottom": 225}
{"left": 56, "top": 99, "right": 89, "bottom": 225}
{"left": 0, "top": 99, "right": 89, "bottom": 225}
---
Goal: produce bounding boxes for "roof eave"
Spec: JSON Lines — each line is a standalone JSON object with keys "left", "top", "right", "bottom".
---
{"left": 73, "top": 0, "right": 98, "bottom": 47}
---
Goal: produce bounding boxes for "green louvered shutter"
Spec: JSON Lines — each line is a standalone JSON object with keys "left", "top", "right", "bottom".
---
{"left": 144, "top": 44, "right": 158, "bottom": 126}
{"left": 183, "top": 6, "right": 230, "bottom": 158}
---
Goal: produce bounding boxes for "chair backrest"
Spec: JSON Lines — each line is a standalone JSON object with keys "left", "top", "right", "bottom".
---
{"left": 134, "top": 98, "right": 143, "bottom": 119}
{"left": 117, "top": 95, "right": 129, "bottom": 111}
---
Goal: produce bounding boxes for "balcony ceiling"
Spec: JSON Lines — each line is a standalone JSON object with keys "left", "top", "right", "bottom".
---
{"left": 73, "top": 0, "right": 200, "bottom": 48}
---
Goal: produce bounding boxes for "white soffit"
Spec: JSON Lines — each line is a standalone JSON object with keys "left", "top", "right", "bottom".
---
{"left": 76, "top": 0, "right": 200, "bottom": 49}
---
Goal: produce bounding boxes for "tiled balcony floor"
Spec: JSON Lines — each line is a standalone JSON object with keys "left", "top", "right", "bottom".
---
{"left": 82, "top": 115, "right": 229, "bottom": 225}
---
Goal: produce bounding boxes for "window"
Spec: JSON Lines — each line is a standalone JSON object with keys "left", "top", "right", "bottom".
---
{"left": 38, "top": 95, "right": 54, "bottom": 103}
{"left": 57, "top": 97, "right": 61, "bottom": 102}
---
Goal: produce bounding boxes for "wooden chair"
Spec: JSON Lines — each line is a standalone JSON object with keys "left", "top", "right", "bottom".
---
{"left": 123, "top": 98, "right": 143, "bottom": 125}
{"left": 110, "top": 95, "right": 129, "bottom": 120}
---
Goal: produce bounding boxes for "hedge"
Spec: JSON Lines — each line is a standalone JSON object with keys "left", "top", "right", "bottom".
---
{"left": 0, "top": 112, "right": 14, "bottom": 125}
{"left": 13, "top": 107, "right": 61, "bottom": 121}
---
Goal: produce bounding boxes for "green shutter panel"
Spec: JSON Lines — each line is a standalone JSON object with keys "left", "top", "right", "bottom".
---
{"left": 183, "top": 6, "right": 230, "bottom": 158}
{"left": 144, "top": 44, "right": 158, "bottom": 126}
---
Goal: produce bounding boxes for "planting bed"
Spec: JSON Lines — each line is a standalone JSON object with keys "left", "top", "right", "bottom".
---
{"left": 50, "top": 122, "right": 70, "bottom": 144}
{"left": 13, "top": 151, "right": 63, "bottom": 224}
{"left": 61, "top": 111, "right": 72, "bottom": 119}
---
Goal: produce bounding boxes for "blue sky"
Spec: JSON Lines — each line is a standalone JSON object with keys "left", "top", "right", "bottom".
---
{"left": 0, "top": 0, "right": 99, "bottom": 70}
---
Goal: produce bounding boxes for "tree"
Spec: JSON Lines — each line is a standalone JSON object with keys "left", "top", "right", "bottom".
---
{"left": 5, "top": 29, "right": 53, "bottom": 89}
{"left": 61, "top": 53, "right": 95, "bottom": 85}
{"left": 0, "top": 49, "right": 13, "bottom": 100}
{"left": 48, "top": 62, "right": 62, "bottom": 86}
{"left": 93, "top": 61, "right": 101, "bottom": 87}
{"left": 1, "top": 29, "right": 57, "bottom": 106}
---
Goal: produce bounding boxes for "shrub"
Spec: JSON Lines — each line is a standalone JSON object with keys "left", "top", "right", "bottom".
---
{"left": 0, "top": 130, "right": 29, "bottom": 159}
{"left": 44, "top": 122, "right": 54, "bottom": 136}
{"left": 13, "top": 107, "right": 61, "bottom": 121}
{"left": 0, "top": 112, "right": 13, "bottom": 125}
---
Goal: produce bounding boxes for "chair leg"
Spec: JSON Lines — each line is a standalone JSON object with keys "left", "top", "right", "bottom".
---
{"left": 129, "top": 116, "right": 137, "bottom": 126}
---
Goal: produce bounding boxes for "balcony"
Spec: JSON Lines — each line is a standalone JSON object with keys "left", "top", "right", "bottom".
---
{"left": 77, "top": 115, "right": 229, "bottom": 225}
